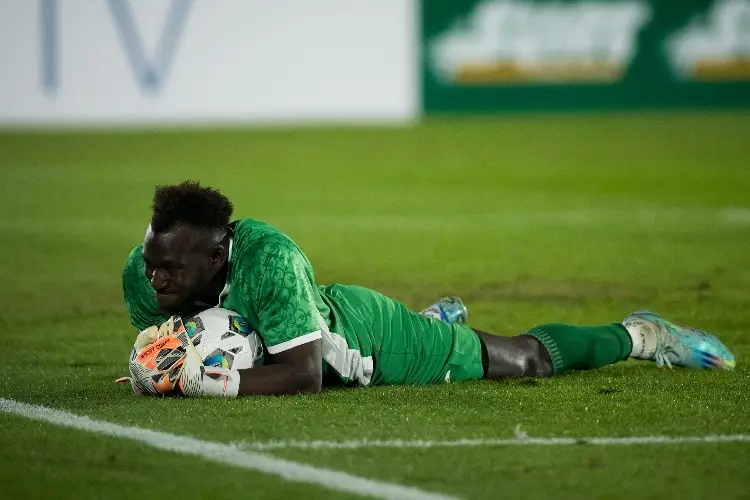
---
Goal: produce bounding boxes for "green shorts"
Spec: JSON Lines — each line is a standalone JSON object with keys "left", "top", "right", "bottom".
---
{"left": 322, "top": 284, "right": 485, "bottom": 386}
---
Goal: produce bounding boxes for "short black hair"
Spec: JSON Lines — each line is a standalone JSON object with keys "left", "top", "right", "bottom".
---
{"left": 151, "top": 180, "right": 233, "bottom": 233}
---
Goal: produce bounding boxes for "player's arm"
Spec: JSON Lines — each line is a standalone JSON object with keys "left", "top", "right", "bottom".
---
{"left": 235, "top": 340, "right": 322, "bottom": 395}
{"left": 234, "top": 239, "right": 324, "bottom": 395}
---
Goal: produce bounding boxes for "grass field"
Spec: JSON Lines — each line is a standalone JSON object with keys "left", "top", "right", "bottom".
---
{"left": 1, "top": 111, "right": 749, "bottom": 499}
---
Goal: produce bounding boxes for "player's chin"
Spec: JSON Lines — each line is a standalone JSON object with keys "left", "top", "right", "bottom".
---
{"left": 155, "top": 291, "right": 186, "bottom": 315}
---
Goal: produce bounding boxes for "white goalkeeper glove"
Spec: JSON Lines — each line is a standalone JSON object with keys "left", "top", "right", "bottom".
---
{"left": 177, "top": 337, "right": 241, "bottom": 398}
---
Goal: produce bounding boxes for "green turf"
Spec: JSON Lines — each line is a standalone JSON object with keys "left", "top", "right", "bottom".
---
{"left": 1, "top": 111, "right": 749, "bottom": 499}
{"left": 0, "top": 413, "right": 355, "bottom": 500}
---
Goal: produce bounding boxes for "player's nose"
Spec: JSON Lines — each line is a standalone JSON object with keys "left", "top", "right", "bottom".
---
{"left": 150, "top": 268, "right": 170, "bottom": 292}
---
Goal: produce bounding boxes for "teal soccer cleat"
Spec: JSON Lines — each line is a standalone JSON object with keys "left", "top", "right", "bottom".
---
{"left": 622, "top": 311, "right": 736, "bottom": 370}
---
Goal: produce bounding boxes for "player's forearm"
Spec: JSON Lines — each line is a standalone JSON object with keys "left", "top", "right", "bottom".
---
{"left": 237, "top": 363, "right": 322, "bottom": 396}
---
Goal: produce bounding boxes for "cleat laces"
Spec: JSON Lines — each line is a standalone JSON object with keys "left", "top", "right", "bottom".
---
{"left": 651, "top": 319, "right": 682, "bottom": 369}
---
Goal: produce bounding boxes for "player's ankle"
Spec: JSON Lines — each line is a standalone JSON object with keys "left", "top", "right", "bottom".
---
{"left": 623, "top": 321, "right": 656, "bottom": 359}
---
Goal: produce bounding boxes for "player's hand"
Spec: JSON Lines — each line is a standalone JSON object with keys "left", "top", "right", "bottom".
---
{"left": 133, "top": 325, "right": 159, "bottom": 350}
{"left": 178, "top": 337, "right": 240, "bottom": 398}
{"left": 118, "top": 315, "right": 191, "bottom": 396}
{"left": 121, "top": 316, "right": 181, "bottom": 368}
{"left": 116, "top": 325, "right": 161, "bottom": 388}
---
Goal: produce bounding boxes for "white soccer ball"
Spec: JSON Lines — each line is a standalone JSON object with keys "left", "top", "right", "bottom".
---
{"left": 182, "top": 307, "right": 264, "bottom": 370}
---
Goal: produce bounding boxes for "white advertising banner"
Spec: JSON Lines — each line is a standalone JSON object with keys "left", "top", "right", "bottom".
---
{"left": 0, "top": 0, "right": 417, "bottom": 125}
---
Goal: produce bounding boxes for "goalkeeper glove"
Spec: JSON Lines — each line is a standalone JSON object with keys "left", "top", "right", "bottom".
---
{"left": 115, "top": 316, "right": 183, "bottom": 391}
{"left": 178, "top": 335, "right": 240, "bottom": 398}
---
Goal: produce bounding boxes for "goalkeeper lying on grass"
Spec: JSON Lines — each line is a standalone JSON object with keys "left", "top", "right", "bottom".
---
{"left": 121, "top": 181, "right": 736, "bottom": 397}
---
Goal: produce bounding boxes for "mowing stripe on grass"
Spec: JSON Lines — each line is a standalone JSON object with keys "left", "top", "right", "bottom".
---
{"left": 0, "top": 398, "right": 455, "bottom": 500}
{"left": 243, "top": 434, "right": 750, "bottom": 451}
{"left": 3, "top": 207, "right": 750, "bottom": 236}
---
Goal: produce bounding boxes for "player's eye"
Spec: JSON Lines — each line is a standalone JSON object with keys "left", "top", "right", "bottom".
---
{"left": 164, "top": 265, "right": 183, "bottom": 276}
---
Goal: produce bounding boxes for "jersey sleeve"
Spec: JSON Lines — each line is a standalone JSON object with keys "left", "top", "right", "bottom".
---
{"left": 122, "top": 245, "right": 170, "bottom": 331}
{"left": 251, "top": 237, "right": 322, "bottom": 354}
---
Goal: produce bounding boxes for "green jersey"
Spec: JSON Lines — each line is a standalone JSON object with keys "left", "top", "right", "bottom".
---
{"left": 123, "top": 218, "right": 484, "bottom": 387}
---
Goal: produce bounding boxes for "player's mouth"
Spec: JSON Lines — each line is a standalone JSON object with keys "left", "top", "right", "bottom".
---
{"left": 154, "top": 290, "right": 182, "bottom": 310}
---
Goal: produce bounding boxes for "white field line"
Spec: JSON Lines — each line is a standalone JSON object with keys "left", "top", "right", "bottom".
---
{"left": 243, "top": 434, "right": 750, "bottom": 451}
{"left": 0, "top": 399, "right": 455, "bottom": 500}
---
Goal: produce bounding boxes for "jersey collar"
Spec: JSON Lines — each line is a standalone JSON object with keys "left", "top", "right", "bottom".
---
{"left": 216, "top": 236, "right": 233, "bottom": 306}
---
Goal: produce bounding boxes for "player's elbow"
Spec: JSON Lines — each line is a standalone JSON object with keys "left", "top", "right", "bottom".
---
{"left": 271, "top": 340, "right": 323, "bottom": 394}
{"left": 296, "top": 365, "right": 322, "bottom": 394}
{"left": 299, "top": 379, "right": 322, "bottom": 394}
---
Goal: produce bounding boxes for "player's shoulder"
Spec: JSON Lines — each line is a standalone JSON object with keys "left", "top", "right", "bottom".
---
{"left": 231, "top": 218, "right": 306, "bottom": 266}
{"left": 125, "top": 243, "right": 144, "bottom": 260}
{"left": 232, "top": 218, "right": 301, "bottom": 252}
{"left": 123, "top": 243, "right": 145, "bottom": 275}
{"left": 232, "top": 218, "right": 286, "bottom": 238}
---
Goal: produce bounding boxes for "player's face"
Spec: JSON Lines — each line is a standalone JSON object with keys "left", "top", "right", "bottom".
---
{"left": 142, "top": 224, "right": 216, "bottom": 315}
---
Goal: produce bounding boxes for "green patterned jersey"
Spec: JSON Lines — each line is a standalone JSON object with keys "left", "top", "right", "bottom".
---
{"left": 122, "top": 218, "right": 374, "bottom": 385}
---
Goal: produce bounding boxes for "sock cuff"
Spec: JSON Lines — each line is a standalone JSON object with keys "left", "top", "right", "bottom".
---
{"left": 611, "top": 323, "right": 634, "bottom": 360}
{"left": 524, "top": 326, "right": 564, "bottom": 374}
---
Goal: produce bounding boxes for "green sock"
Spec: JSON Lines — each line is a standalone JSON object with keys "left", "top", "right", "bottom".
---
{"left": 525, "top": 323, "right": 632, "bottom": 374}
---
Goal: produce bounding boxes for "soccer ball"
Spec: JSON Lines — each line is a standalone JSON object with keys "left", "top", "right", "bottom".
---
{"left": 182, "top": 307, "right": 264, "bottom": 370}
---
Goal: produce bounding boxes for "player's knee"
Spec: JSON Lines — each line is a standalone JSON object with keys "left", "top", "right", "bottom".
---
{"left": 504, "top": 346, "right": 550, "bottom": 378}
{"left": 520, "top": 335, "right": 553, "bottom": 377}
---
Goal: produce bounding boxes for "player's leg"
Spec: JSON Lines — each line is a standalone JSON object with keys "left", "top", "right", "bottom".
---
{"left": 325, "top": 286, "right": 735, "bottom": 386}
{"left": 473, "top": 314, "right": 735, "bottom": 379}
{"left": 476, "top": 323, "right": 632, "bottom": 379}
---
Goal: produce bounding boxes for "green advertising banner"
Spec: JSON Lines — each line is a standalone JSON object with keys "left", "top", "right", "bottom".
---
{"left": 423, "top": 0, "right": 750, "bottom": 111}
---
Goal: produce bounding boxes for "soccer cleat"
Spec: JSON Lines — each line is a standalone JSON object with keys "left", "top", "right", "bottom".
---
{"left": 420, "top": 297, "right": 468, "bottom": 324}
{"left": 622, "top": 311, "right": 736, "bottom": 370}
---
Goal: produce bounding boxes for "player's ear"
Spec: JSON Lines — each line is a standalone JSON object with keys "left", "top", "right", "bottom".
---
{"left": 209, "top": 244, "right": 226, "bottom": 269}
